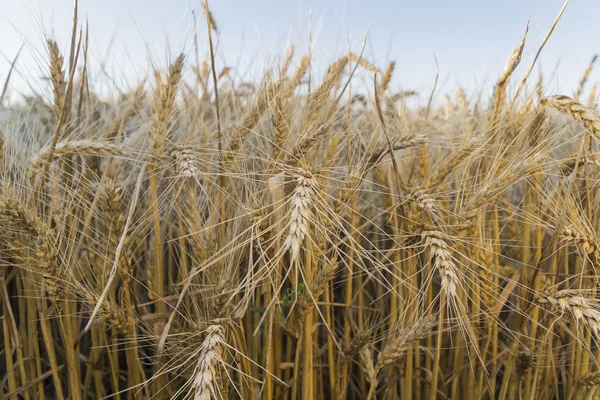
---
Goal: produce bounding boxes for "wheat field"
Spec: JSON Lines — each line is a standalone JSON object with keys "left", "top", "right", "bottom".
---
{"left": 1, "top": 1, "right": 600, "bottom": 399}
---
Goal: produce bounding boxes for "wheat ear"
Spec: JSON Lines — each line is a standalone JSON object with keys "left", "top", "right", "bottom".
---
{"left": 192, "top": 324, "right": 226, "bottom": 400}
{"left": 0, "top": 188, "right": 64, "bottom": 303}
{"left": 31, "top": 140, "right": 125, "bottom": 179}
{"left": 421, "top": 230, "right": 459, "bottom": 298}
{"left": 284, "top": 168, "right": 319, "bottom": 263}
{"left": 580, "top": 371, "right": 600, "bottom": 386}
{"left": 542, "top": 95, "right": 600, "bottom": 139}
{"left": 537, "top": 288, "right": 600, "bottom": 338}
{"left": 170, "top": 145, "right": 200, "bottom": 178}
{"left": 576, "top": 54, "right": 598, "bottom": 99}
{"left": 47, "top": 40, "right": 65, "bottom": 125}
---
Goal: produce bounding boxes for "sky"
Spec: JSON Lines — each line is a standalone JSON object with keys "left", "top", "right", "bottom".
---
{"left": 0, "top": 0, "right": 598, "bottom": 102}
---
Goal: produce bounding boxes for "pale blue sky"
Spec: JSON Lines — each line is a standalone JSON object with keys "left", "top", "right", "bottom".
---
{"left": 1, "top": 0, "right": 598, "bottom": 101}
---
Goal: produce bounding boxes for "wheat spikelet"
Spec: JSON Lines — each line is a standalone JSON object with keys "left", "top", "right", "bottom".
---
{"left": 192, "top": 324, "right": 226, "bottom": 400}
{"left": 149, "top": 54, "right": 185, "bottom": 155}
{"left": 83, "top": 290, "right": 133, "bottom": 336}
{"left": 343, "top": 329, "right": 373, "bottom": 358}
{"left": 290, "top": 56, "right": 311, "bottom": 88}
{"left": 588, "top": 82, "right": 598, "bottom": 108}
{"left": 391, "top": 90, "right": 418, "bottom": 102}
{"left": 492, "top": 22, "right": 528, "bottom": 127}
{"left": 542, "top": 95, "right": 600, "bottom": 139}
{"left": 375, "top": 315, "right": 436, "bottom": 372}
{"left": 349, "top": 53, "right": 380, "bottom": 75}
{"left": 537, "top": 289, "right": 600, "bottom": 338}
{"left": 576, "top": 54, "right": 598, "bottom": 99}
{"left": 280, "top": 46, "right": 294, "bottom": 77}
{"left": 476, "top": 247, "right": 497, "bottom": 311}
{"left": 454, "top": 88, "right": 469, "bottom": 112}
{"left": 170, "top": 145, "right": 199, "bottom": 178}
{"left": 333, "top": 136, "right": 423, "bottom": 215}
{"left": 425, "top": 135, "right": 479, "bottom": 188}
{"left": 98, "top": 178, "right": 132, "bottom": 281}
{"left": 380, "top": 61, "right": 395, "bottom": 90}
{"left": 359, "top": 345, "right": 377, "bottom": 384}
{"left": 308, "top": 251, "right": 337, "bottom": 300}
{"left": 515, "top": 346, "right": 537, "bottom": 377}
{"left": 559, "top": 227, "right": 600, "bottom": 268}
{"left": 226, "top": 77, "right": 284, "bottom": 163}
{"left": 496, "top": 23, "right": 528, "bottom": 90}
{"left": 271, "top": 94, "right": 289, "bottom": 164}
{"left": 408, "top": 189, "right": 438, "bottom": 215}
{"left": 31, "top": 140, "right": 125, "bottom": 176}
{"left": 105, "top": 81, "right": 146, "bottom": 139}
{"left": 307, "top": 56, "right": 348, "bottom": 120}
{"left": 421, "top": 230, "right": 459, "bottom": 298}
{"left": 202, "top": 1, "right": 218, "bottom": 32}
{"left": 47, "top": 40, "right": 65, "bottom": 125}
{"left": 0, "top": 188, "right": 64, "bottom": 303}
{"left": 580, "top": 371, "right": 600, "bottom": 386}
{"left": 283, "top": 168, "right": 319, "bottom": 263}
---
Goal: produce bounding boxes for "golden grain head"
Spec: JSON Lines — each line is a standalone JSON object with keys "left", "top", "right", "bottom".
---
{"left": 3, "top": 3, "right": 599, "bottom": 399}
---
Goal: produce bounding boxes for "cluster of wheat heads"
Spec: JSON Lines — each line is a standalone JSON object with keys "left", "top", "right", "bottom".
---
{"left": 2, "top": 3, "right": 600, "bottom": 400}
